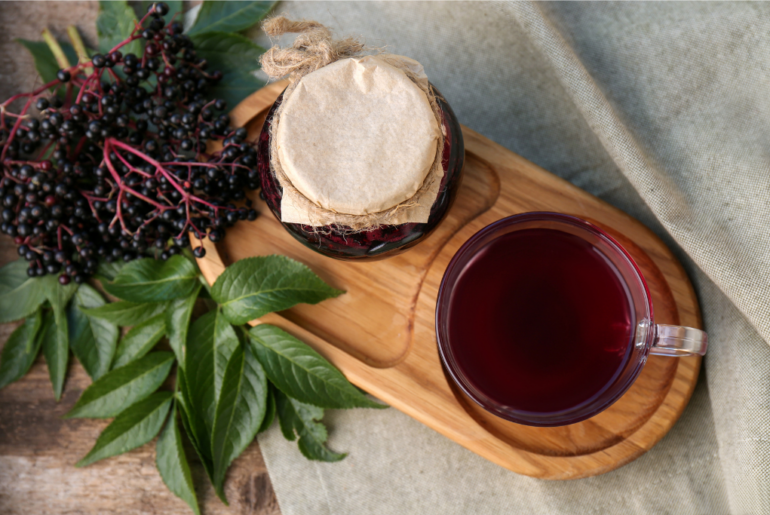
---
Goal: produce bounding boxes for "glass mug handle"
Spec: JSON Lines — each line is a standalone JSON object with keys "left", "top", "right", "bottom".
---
{"left": 649, "top": 324, "right": 708, "bottom": 357}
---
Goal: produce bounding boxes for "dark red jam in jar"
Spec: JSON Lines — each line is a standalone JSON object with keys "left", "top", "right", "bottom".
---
{"left": 256, "top": 87, "right": 464, "bottom": 260}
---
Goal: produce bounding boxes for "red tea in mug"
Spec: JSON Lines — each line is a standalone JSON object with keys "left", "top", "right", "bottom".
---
{"left": 447, "top": 228, "right": 634, "bottom": 414}
{"left": 437, "top": 212, "right": 708, "bottom": 427}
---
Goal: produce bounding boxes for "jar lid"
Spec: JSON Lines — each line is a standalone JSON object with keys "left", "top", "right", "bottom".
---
{"left": 274, "top": 55, "right": 441, "bottom": 216}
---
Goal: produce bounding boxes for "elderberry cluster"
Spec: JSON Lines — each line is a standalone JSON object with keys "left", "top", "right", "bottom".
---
{"left": 0, "top": 2, "right": 261, "bottom": 285}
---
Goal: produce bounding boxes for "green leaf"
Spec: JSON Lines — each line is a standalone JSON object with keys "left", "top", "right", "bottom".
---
{"left": 112, "top": 314, "right": 167, "bottom": 369}
{"left": 275, "top": 389, "right": 346, "bottom": 462}
{"left": 204, "top": 69, "right": 264, "bottom": 113}
{"left": 176, "top": 369, "right": 204, "bottom": 455}
{"left": 95, "top": 259, "right": 127, "bottom": 282}
{"left": 0, "top": 310, "right": 43, "bottom": 390}
{"left": 259, "top": 386, "right": 276, "bottom": 433}
{"left": 190, "top": 32, "right": 264, "bottom": 74}
{"left": 187, "top": 1, "right": 275, "bottom": 36}
{"left": 0, "top": 260, "right": 48, "bottom": 324}
{"left": 249, "top": 324, "right": 385, "bottom": 410}
{"left": 82, "top": 300, "right": 168, "bottom": 327}
{"left": 16, "top": 38, "right": 78, "bottom": 94}
{"left": 103, "top": 255, "right": 200, "bottom": 303}
{"left": 97, "top": 0, "right": 143, "bottom": 57}
{"left": 156, "top": 404, "right": 200, "bottom": 515}
{"left": 211, "top": 344, "right": 267, "bottom": 501}
{"left": 177, "top": 368, "right": 216, "bottom": 488}
{"left": 212, "top": 256, "right": 343, "bottom": 325}
{"left": 190, "top": 31, "right": 267, "bottom": 108}
{"left": 40, "top": 309, "right": 69, "bottom": 401}
{"left": 185, "top": 310, "right": 239, "bottom": 437}
{"left": 40, "top": 273, "right": 77, "bottom": 400}
{"left": 65, "top": 352, "right": 174, "bottom": 419}
{"left": 166, "top": 282, "right": 201, "bottom": 365}
{"left": 68, "top": 284, "right": 119, "bottom": 380}
{"left": 77, "top": 391, "right": 173, "bottom": 467}
{"left": 42, "top": 273, "right": 78, "bottom": 311}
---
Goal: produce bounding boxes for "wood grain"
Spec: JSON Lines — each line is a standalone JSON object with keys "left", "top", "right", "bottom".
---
{"left": 0, "top": 3, "right": 280, "bottom": 513}
{"left": 195, "top": 84, "right": 703, "bottom": 480}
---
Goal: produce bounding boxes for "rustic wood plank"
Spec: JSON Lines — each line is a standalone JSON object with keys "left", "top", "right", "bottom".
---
{"left": 0, "top": 3, "right": 280, "bottom": 513}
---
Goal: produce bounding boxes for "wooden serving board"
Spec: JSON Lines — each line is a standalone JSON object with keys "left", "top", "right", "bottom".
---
{"left": 196, "top": 81, "right": 702, "bottom": 480}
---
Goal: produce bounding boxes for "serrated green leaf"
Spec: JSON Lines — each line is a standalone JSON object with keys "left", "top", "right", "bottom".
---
{"left": 0, "top": 260, "right": 48, "bottom": 324}
{"left": 211, "top": 256, "right": 343, "bottom": 325}
{"left": 156, "top": 404, "right": 200, "bottom": 515}
{"left": 82, "top": 300, "right": 168, "bottom": 327}
{"left": 40, "top": 309, "right": 69, "bottom": 401}
{"left": 190, "top": 32, "right": 264, "bottom": 73}
{"left": 41, "top": 273, "right": 78, "bottom": 312}
{"left": 275, "top": 389, "right": 345, "bottom": 462}
{"left": 112, "top": 314, "right": 167, "bottom": 369}
{"left": 191, "top": 31, "right": 267, "bottom": 108}
{"left": 259, "top": 386, "right": 276, "bottom": 433}
{"left": 103, "top": 256, "right": 199, "bottom": 303}
{"left": 68, "top": 284, "right": 119, "bottom": 380}
{"left": 187, "top": 1, "right": 275, "bottom": 36}
{"left": 40, "top": 273, "right": 77, "bottom": 400}
{"left": 65, "top": 352, "right": 174, "bottom": 419}
{"left": 0, "top": 310, "right": 43, "bottom": 390}
{"left": 249, "top": 324, "right": 385, "bottom": 410}
{"left": 185, "top": 310, "right": 239, "bottom": 437}
{"left": 176, "top": 370, "right": 203, "bottom": 454}
{"left": 97, "top": 0, "right": 143, "bottom": 57}
{"left": 16, "top": 38, "right": 78, "bottom": 95}
{"left": 204, "top": 69, "right": 264, "bottom": 113}
{"left": 166, "top": 282, "right": 201, "bottom": 365}
{"left": 211, "top": 344, "right": 267, "bottom": 501}
{"left": 177, "top": 368, "right": 216, "bottom": 488}
{"left": 95, "top": 259, "right": 127, "bottom": 282}
{"left": 77, "top": 391, "right": 173, "bottom": 467}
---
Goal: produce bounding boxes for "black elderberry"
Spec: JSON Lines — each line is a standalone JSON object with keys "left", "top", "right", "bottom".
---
{"left": 92, "top": 54, "right": 107, "bottom": 68}
{"left": 57, "top": 69, "right": 71, "bottom": 82}
{"left": 149, "top": 18, "right": 165, "bottom": 32}
{"left": 208, "top": 228, "right": 223, "bottom": 242}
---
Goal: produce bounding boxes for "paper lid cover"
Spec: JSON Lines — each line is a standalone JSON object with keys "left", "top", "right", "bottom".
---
{"left": 274, "top": 56, "right": 441, "bottom": 216}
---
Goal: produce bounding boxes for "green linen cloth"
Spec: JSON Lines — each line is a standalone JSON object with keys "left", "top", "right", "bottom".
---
{"left": 248, "top": 2, "right": 768, "bottom": 513}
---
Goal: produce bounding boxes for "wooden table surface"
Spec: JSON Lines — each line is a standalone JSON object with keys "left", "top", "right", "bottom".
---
{"left": 0, "top": 3, "right": 280, "bottom": 514}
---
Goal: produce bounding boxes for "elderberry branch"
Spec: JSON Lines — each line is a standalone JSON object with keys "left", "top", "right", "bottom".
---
{"left": 0, "top": 2, "right": 261, "bottom": 283}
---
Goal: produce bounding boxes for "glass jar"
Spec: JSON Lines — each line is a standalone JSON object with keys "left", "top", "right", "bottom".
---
{"left": 256, "top": 86, "right": 464, "bottom": 260}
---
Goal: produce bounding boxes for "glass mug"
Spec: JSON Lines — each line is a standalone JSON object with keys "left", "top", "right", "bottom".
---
{"left": 435, "top": 212, "right": 708, "bottom": 427}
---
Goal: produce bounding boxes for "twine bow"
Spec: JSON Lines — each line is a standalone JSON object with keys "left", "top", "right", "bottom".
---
{"left": 260, "top": 16, "right": 366, "bottom": 81}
